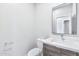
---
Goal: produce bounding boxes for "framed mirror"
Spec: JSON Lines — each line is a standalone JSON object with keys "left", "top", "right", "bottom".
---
{"left": 52, "top": 3, "right": 77, "bottom": 35}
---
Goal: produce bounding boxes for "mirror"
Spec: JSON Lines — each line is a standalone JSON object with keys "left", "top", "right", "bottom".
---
{"left": 52, "top": 3, "right": 77, "bottom": 35}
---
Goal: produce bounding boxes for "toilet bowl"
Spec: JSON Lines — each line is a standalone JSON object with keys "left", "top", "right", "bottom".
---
{"left": 27, "top": 38, "right": 43, "bottom": 56}
{"left": 27, "top": 48, "right": 42, "bottom": 56}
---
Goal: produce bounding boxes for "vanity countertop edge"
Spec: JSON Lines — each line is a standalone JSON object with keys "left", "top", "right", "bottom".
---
{"left": 39, "top": 39, "right": 79, "bottom": 53}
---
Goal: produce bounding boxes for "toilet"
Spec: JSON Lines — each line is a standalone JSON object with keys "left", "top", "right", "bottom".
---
{"left": 27, "top": 38, "right": 43, "bottom": 56}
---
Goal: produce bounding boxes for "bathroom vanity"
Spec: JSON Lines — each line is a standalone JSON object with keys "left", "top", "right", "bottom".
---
{"left": 37, "top": 36, "right": 79, "bottom": 56}
{"left": 43, "top": 43, "right": 79, "bottom": 56}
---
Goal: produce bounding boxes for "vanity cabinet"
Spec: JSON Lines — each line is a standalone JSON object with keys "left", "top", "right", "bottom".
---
{"left": 43, "top": 43, "right": 79, "bottom": 56}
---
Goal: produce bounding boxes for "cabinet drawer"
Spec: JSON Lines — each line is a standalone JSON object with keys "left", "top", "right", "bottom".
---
{"left": 61, "top": 49, "right": 76, "bottom": 56}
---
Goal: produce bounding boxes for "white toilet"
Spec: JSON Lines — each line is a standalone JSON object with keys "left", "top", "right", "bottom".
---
{"left": 27, "top": 38, "right": 43, "bottom": 56}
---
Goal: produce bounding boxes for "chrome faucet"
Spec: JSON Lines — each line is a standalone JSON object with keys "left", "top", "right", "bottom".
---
{"left": 60, "top": 34, "right": 64, "bottom": 40}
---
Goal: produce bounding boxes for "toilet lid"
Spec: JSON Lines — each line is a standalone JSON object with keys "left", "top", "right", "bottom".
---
{"left": 28, "top": 48, "right": 41, "bottom": 56}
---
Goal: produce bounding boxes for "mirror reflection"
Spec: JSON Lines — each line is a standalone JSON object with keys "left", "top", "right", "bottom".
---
{"left": 52, "top": 3, "right": 77, "bottom": 35}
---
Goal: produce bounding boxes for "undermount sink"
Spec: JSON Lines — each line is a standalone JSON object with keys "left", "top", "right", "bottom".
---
{"left": 38, "top": 35, "right": 79, "bottom": 53}
{"left": 50, "top": 40, "right": 79, "bottom": 52}
{"left": 46, "top": 37, "right": 62, "bottom": 43}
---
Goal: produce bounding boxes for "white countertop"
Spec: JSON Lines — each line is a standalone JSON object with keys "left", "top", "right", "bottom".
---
{"left": 38, "top": 38, "right": 79, "bottom": 53}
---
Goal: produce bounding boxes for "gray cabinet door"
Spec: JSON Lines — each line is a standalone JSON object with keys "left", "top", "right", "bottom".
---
{"left": 43, "top": 43, "right": 78, "bottom": 56}
{"left": 43, "top": 43, "right": 61, "bottom": 56}
{"left": 61, "top": 48, "right": 76, "bottom": 56}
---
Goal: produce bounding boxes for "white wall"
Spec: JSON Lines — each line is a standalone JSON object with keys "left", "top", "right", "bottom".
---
{"left": 35, "top": 3, "right": 61, "bottom": 39}
{"left": 0, "top": 3, "right": 60, "bottom": 56}
{"left": 0, "top": 3, "right": 36, "bottom": 56}
{"left": 0, "top": 3, "right": 78, "bottom": 56}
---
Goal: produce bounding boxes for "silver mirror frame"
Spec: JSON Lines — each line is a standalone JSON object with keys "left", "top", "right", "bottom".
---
{"left": 52, "top": 3, "right": 77, "bottom": 35}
